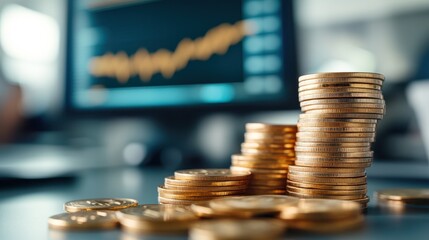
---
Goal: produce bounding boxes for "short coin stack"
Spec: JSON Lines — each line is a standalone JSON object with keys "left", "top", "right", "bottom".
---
{"left": 230, "top": 123, "right": 297, "bottom": 195}
{"left": 287, "top": 72, "right": 386, "bottom": 208}
{"left": 158, "top": 169, "right": 250, "bottom": 205}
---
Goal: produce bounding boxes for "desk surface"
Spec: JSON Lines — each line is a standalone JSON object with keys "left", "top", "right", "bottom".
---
{"left": 1, "top": 167, "right": 429, "bottom": 240}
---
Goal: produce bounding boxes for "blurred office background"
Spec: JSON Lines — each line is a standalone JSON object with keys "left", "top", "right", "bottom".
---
{"left": 0, "top": 0, "right": 428, "bottom": 175}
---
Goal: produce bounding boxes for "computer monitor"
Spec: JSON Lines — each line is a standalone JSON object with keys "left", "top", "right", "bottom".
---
{"left": 65, "top": 0, "right": 298, "bottom": 113}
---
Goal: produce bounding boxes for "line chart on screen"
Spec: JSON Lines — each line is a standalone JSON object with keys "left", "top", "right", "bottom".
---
{"left": 89, "top": 20, "right": 255, "bottom": 83}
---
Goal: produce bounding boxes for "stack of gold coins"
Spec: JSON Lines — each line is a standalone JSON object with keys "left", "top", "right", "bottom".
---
{"left": 158, "top": 169, "right": 251, "bottom": 205}
{"left": 287, "top": 72, "right": 385, "bottom": 208}
{"left": 278, "top": 198, "right": 364, "bottom": 233}
{"left": 117, "top": 204, "right": 198, "bottom": 233}
{"left": 230, "top": 123, "right": 297, "bottom": 195}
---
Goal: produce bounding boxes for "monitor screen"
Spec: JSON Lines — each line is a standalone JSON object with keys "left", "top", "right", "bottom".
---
{"left": 66, "top": 0, "right": 297, "bottom": 111}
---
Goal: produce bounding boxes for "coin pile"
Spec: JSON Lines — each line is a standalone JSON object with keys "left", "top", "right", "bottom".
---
{"left": 48, "top": 198, "right": 139, "bottom": 230}
{"left": 287, "top": 72, "right": 386, "bottom": 208}
{"left": 158, "top": 169, "right": 251, "bottom": 205}
{"left": 230, "top": 123, "right": 297, "bottom": 195}
{"left": 278, "top": 198, "right": 364, "bottom": 233}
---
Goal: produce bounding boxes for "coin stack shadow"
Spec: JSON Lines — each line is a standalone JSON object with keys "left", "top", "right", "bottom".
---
{"left": 230, "top": 123, "right": 298, "bottom": 195}
{"left": 287, "top": 72, "right": 386, "bottom": 208}
{"left": 158, "top": 169, "right": 250, "bottom": 205}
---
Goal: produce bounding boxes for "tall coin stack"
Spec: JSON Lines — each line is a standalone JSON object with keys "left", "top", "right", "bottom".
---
{"left": 287, "top": 72, "right": 385, "bottom": 208}
{"left": 231, "top": 123, "right": 297, "bottom": 195}
{"left": 158, "top": 169, "right": 250, "bottom": 205}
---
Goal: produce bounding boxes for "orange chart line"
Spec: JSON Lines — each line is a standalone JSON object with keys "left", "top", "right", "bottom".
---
{"left": 89, "top": 20, "right": 252, "bottom": 83}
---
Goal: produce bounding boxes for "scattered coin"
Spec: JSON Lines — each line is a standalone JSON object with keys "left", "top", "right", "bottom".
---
{"left": 375, "top": 189, "right": 429, "bottom": 204}
{"left": 64, "top": 198, "right": 138, "bottom": 213}
{"left": 209, "top": 195, "right": 299, "bottom": 216}
{"left": 279, "top": 198, "right": 361, "bottom": 220}
{"left": 117, "top": 204, "right": 198, "bottom": 233}
{"left": 48, "top": 211, "right": 118, "bottom": 230}
{"left": 190, "top": 219, "right": 286, "bottom": 240}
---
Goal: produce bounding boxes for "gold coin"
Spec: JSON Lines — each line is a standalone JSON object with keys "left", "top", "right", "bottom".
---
{"left": 353, "top": 196, "right": 370, "bottom": 204}
{"left": 117, "top": 204, "right": 197, "bottom": 221}
{"left": 158, "top": 197, "right": 206, "bottom": 205}
{"left": 299, "top": 78, "right": 384, "bottom": 88}
{"left": 287, "top": 191, "right": 366, "bottom": 200}
{"left": 164, "top": 176, "right": 248, "bottom": 187}
{"left": 295, "top": 156, "right": 372, "bottom": 163}
{"left": 299, "top": 87, "right": 381, "bottom": 96}
{"left": 298, "top": 72, "right": 385, "bottom": 81}
{"left": 232, "top": 154, "right": 295, "bottom": 162}
{"left": 174, "top": 169, "right": 251, "bottom": 181}
{"left": 287, "top": 215, "right": 364, "bottom": 233}
{"left": 245, "top": 123, "right": 297, "bottom": 132}
{"left": 375, "top": 189, "right": 429, "bottom": 203}
{"left": 158, "top": 186, "right": 246, "bottom": 196}
{"left": 297, "top": 137, "right": 374, "bottom": 143}
{"left": 159, "top": 185, "right": 247, "bottom": 193}
{"left": 209, "top": 195, "right": 299, "bottom": 215}
{"left": 287, "top": 185, "right": 367, "bottom": 196}
{"left": 245, "top": 132, "right": 297, "bottom": 140}
{"left": 158, "top": 191, "right": 243, "bottom": 200}
{"left": 120, "top": 218, "right": 192, "bottom": 234}
{"left": 241, "top": 148, "right": 295, "bottom": 156}
{"left": 250, "top": 179, "right": 287, "bottom": 187}
{"left": 295, "top": 146, "right": 370, "bottom": 153}
{"left": 232, "top": 159, "right": 291, "bottom": 169}
{"left": 247, "top": 189, "right": 287, "bottom": 195}
{"left": 298, "top": 126, "right": 376, "bottom": 133}
{"left": 244, "top": 138, "right": 297, "bottom": 145}
{"left": 295, "top": 141, "right": 371, "bottom": 147}
{"left": 297, "top": 122, "right": 377, "bottom": 129}
{"left": 296, "top": 151, "right": 373, "bottom": 158}
{"left": 305, "top": 108, "right": 385, "bottom": 115}
{"left": 64, "top": 198, "right": 138, "bottom": 213}
{"left": 299, "top": 82, "right": 382, "bottom": 91}
{"left": 189, "top": 219, "right": 286, "bottom": 240}
{"left": 297, "top": 132, "right": 375, "bottom": 139}
{"left": 301, "top": 103, "right": 384, "bottom": 112}
{"left": 289, "top": 165, "right": 365, "bottom": 173}
{"left": 287, "top": 175, "right": 367, "bottom": 185}
{"left": 294, "top": 160, "right": 371, "bottom": 168}
{"left": 300, "top": 97, "right": 385, "bottom": 107}
{"left": 299, "top": 112, "right": 383, "bottom": 120}
{"left": 48, "top": 210, "right": 118, "bottom": 230}
{"left": 117, "top": 204, "right": 197, "bottom": 233}
{"left": 241, "top": 142, "right": 295, "bottom": 150}
{"left": 299, "top": 117, "right": 378, "bottom": 124}
{"left": 248, "top": 185, "right": 286, "bottom": 190}
{"left": 287, "top": 180, "right": 367, "bottom": 190}
{"left": 299, "top": 92, "right": 383, "bottom": 102}
{"left": 279, "top": 198, "right": 361, "bottom": 220}
{"left": 251, "top": 173, "right": 288, "bottom": 180}
{"left": 190, "top": 202, "right": 231, "bottom": 218}
{"left": 231, "top": 166, "right": 288, "bottom": 174}
{"left": 288, "top": 170, "right": 365, "bottom": 178}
